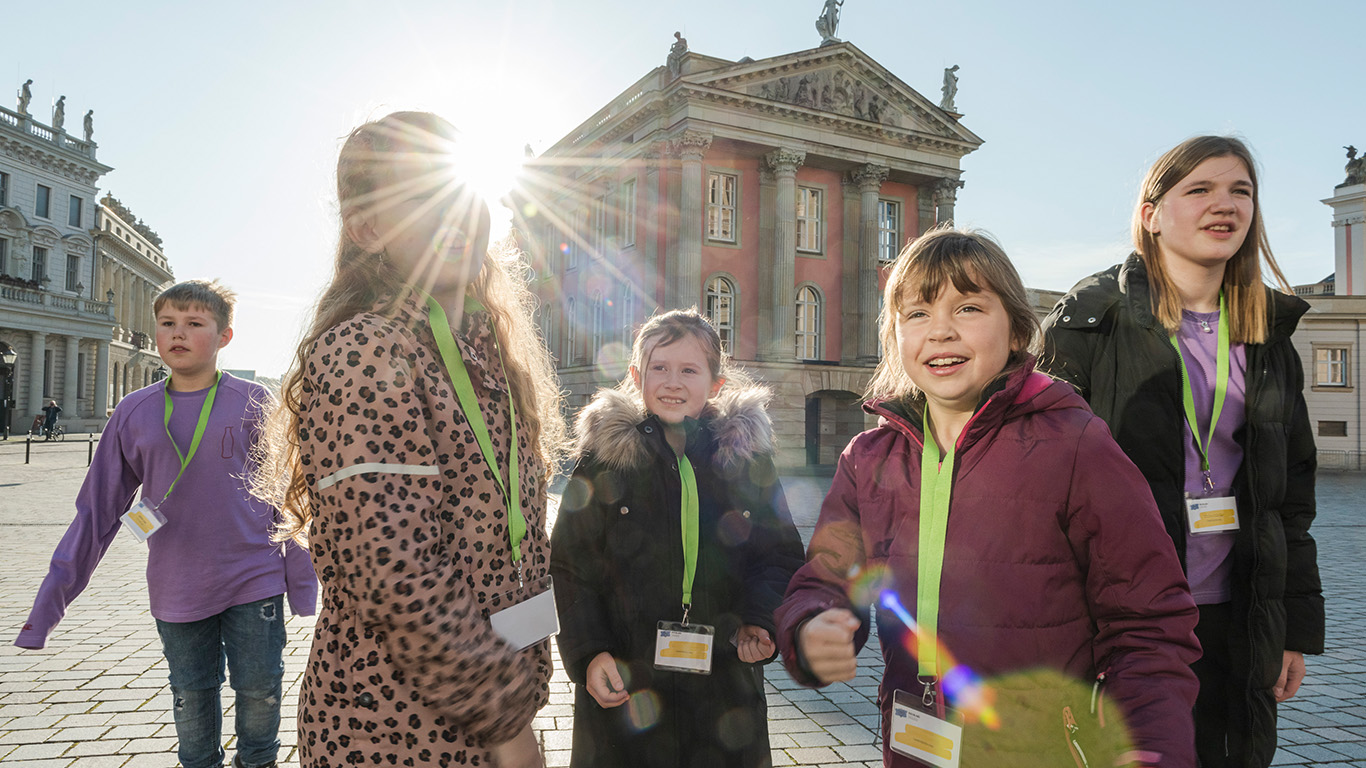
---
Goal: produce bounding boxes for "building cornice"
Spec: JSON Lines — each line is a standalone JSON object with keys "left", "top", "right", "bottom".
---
{"left": 0, "top": 134, "right": 112, "bottom": 186}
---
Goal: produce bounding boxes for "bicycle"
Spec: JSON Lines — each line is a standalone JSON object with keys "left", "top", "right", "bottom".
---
{"left": 27, "top": 415, "right": 65, "bottom": 441}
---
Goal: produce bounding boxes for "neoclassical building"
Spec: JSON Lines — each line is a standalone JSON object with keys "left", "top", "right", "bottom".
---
{"left": 514, "top": 36, "right": 981, "bottom": 466}
{"left": 0, "top": 82, "right": 173, "bottom": 435}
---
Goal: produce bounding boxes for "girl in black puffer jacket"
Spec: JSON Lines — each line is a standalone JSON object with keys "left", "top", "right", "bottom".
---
{"left": 1043, "top": 136, "right": 1325, "bottom": 768}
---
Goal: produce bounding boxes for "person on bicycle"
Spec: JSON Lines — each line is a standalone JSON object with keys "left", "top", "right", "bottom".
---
{"left": 42, "top": 400, "right": 61, "bottom": 440}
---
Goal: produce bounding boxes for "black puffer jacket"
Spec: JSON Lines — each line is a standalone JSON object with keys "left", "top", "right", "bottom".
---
{"left": 551, "top": 386, "right": 804, "bottom": 768}
{"left": 1042, "top": 255, "right": 1324, "bottom": 768}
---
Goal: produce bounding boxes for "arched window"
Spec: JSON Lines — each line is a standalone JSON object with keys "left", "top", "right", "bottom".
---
{"left": 795, "top": 285, "right": 822, "bottom": 360}
{"left": 590, "top": 291, "right": 604, "bottom": 357}
{"left": 566, "top": 297, "right": 577, "bottom": 366}
{"left": 704, "top": 276, "right": 736, "bottom": 354}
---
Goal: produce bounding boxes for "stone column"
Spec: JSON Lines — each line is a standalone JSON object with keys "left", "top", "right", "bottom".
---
{"left": 933, "top": 178, "right": 965, "bottom": 227}
{"left": 672, "top": 131, "right": 712, "bottom": 310}
{"left": 643, "top": 142, "right": 666, "bottom": 310}
{"left": 853, "top": 165, "right": 889, "bottom": 361}
{"left": 27, "top": 331, "right": 45, "bottom": 419}
{"left": 764, "top": 148, "right": 806, "bottom": 360}
{"left": 756, "top": 168, "right": 776, "bottom": 357}
{"left": 95, "top": 339, "right": 109, "bottom": 419}
{"left": 63, "top": 336, "right": 79, "bottom": 419}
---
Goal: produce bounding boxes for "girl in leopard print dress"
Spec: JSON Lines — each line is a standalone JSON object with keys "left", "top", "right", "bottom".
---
{"left": 255, "top": 112, "right": 566, "bottom": 768}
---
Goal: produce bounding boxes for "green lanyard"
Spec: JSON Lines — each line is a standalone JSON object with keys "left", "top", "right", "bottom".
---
{"left": 423, "top": 293, "right": 525, "bottom": 566}
{"left": 917, "top": 416, "right": 955, "bottom": 681}
{"left": 1168, "top": 293, "right": 1230, "bottom": 492}
{"left": 161, "top": 371, "right": 221, "bottom": 503}
{"left": 678, "top": 454, "right": 700, "bottom": 618}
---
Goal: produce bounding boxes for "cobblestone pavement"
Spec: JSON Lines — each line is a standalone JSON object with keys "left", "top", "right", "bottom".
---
{"left": 1, "top": 439, "right": 1362, "bottom": 767}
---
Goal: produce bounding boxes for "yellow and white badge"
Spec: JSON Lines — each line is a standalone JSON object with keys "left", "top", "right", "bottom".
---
{"left": 1186, "top": 495, "right": 1240, "bottom": 534}
{"left": 654, "top": 621, "right": 714, "bottom": 674}
{"left": 120, "top": 499, "right": 167, "bottom": 543}
{"left": 489, "top": 576, "right": 558, "bottom": 651}
{"left": 889, "top": 690, "right": 962, "bottom": 768}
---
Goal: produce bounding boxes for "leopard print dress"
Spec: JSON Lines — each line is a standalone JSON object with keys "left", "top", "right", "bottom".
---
{"left": 296, "top": 293, "right": 551, "bottom": 766}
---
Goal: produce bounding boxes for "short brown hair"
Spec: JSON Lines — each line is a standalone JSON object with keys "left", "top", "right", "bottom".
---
{"left": 154, "top": 279, "right": 236, "bottom": 332}
{"left": 1133, "top": 136, "right": 1290, "bottom": 343}
{"left": 866, "top": 226, "right": 1039, "bottom": 403}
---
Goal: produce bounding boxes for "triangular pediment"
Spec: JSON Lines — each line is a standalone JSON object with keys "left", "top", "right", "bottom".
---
{"left": 687, "top": 43, "right": 979, "bottom": 146}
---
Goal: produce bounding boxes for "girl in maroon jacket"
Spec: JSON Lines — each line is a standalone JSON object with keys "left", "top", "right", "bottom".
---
{"left": 775, "top": 227, "right": 1200, "bottom": 768}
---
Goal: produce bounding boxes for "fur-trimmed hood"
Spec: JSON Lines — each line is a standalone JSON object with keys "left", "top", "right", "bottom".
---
{"left": 573, "top": 384, "right": 774, "bottom": 473}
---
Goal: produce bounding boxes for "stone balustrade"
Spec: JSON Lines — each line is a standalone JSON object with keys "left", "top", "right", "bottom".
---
{"left": 0, "top": 105, "right": 98, "bottom": 160}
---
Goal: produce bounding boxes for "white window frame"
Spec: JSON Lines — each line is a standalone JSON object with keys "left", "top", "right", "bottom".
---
{"left": 65, "top": 254, "right": 79, "bottom": 291}
{"left": 32, "top": 246, "right": 47, "bottom": 283}
{"left": 704, "top": 275, "right": 737, "bottom": 354}
{"left": 620, "top": 179, "right": 637, "bottom": 248}
{"left": 1315, "top": 346, "right": 1350, "bottom": 388}
{"left": 707, "top": 171, "right": 738, "bottom": 243}
{"left": 877, "top": 199, "right": 901, "bottom": 262}
{"left": 796, "top": 187, "right": 823, "bottom": 253}
{"left": 35, "top": 184, "right": 51, "bottom": 219}
{"left": 795, "top": 284, "right": 822, "bottom": 359}
{"left": 68, "top": 195, "right": 83, "bottom": 228}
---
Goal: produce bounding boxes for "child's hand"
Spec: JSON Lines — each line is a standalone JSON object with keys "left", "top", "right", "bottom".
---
{"left": 735, "top": 624, "right": 776, "bottom": 663}
{"left": 798, "top": 608, "right": 861, "bottom": 684}
{"left": 1274, "top": 650, "right": 1307, "bottom": 702}
{"left": 489, "top": 723, "right": 544, "bottom": 768}
{"left": 585, "top": 651, "right": 630, "bottom": 708}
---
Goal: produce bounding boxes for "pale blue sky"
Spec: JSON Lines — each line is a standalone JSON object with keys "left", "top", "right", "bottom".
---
{"left": 8, "top": 0, "right": 1362, "bottom": 375}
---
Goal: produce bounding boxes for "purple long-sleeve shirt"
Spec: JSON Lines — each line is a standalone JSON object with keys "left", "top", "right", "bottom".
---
{"left": 15, "top": 373, "right": 316, "bottom": 649}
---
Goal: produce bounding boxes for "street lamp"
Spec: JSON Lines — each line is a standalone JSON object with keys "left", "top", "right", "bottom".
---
{"left": 0, "top": 340, "right": 17, "bottom": 440}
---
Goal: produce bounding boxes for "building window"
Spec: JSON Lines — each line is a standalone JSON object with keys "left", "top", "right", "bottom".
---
{"left": 590, "top": 291, "right": 604, "bottom": 357}
{"left": 0, "top": 171, "right": 8, "bottom": 206}
{"left": 66, "top": 255, "right": 79, "bottom": 291}
{"left": 795, "top": 285, "right": 822, "bottom": 359}
{"left": 1315, "top": 347, "right": 1350, "bottom": 387}
{"left": 621, "top": 287, "right": 635, "bottom": 348}
{"left": 1319, "top": 421, "right": 1348, "bottom": 438}
{"left": 620, "top": 179, "right": 636, "bottom": 247}
{"left": 32, "top": 246, "right": 47, "bottom": 283}
{"left": 796, "top": 187, "right": 822, "bottom": 253}
{"left": 705, "top": 276, "right": 736, "bottom": 354}
{"left": 568, "top": 212, "right": 583, "bottom": 270}
{"left": 36, "top": 184, "right": 51, "bottom": 219}
{"left": 566, "top": 297, "right": 577, "bottom": 365}
{"left": 707, "top": 172, "right": 737, "bottom": 242}
{"left": 69, "top": 196, "right": 83, "bottom": 228}
{"left": 878, "top": 200, "right": 901, "bottom": 262}
{"left": 0, "top": 238, "right": 8, "bottom": 275}
{"left": 593, "top": 195, "right": 608, "bottom": 256}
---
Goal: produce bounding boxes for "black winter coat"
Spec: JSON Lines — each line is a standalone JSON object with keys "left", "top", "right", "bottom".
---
{"left": 551, "top": 386, "right": 804, "bottom": 768}
{"left": 1042, "top": 255, "right": 1325, "bottom": 768}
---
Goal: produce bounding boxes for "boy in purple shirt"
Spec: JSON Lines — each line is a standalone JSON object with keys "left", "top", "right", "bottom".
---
{"left": 15, "top": 279, "right": 317, "bottom": 768}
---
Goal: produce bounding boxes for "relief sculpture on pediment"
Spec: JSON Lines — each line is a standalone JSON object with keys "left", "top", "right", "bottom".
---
{"left": 752, "top": 69, "right": 900, "bottom": 126}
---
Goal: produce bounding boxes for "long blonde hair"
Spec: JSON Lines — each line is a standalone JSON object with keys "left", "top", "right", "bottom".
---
{"left": 255, "top": 112, "right": 567, "bottom": 543}
{"left": 1133, "top": 136, "right": 1291, "bottom": 343}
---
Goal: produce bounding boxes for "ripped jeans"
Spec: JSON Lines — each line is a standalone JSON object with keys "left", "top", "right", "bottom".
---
{"left": 155, "top": 595, "right": 286, "bottom": 768}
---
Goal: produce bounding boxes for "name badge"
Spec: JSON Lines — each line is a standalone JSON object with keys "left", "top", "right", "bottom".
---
{"left": 489, "top": 576, "right": 558, "bottom": 651}
{"left": 889, "top": 690, "right": 962, "bottom": 768}
{"left": 1186, "top": 495, "right": 1239, "bottom": 534}
{"left": 654, "top": 621, "right": 714, "bottom": 674}
{"left": 120, "top": 499, "right": 166, "bottom": 542}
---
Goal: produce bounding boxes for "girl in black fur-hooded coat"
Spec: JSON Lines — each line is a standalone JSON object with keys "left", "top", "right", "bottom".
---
{"left": 551, "top": 309, "right": 804, "bottom": 768}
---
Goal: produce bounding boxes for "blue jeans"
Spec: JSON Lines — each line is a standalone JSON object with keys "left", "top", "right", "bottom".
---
{"left": 156, "top": 595, "right": 286, "bottom": 768}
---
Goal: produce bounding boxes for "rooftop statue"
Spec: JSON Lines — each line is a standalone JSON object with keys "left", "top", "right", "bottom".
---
{"left": 52, "top": 95, "right": 66, "bottom": 133}
{"left": 17, "top": 79, "right": 32, "bottom": 116}
{"left": 1345, "top": 145, "right": 1365, "bottom": 186}
{"left": 816, "top": 0, "right": 844, "bottom": 44}
{"left": 940, "top": 65, "right": 960, "bottom": 112}
{"left": 667, "top": 31, "right": 688, "bottom": 78}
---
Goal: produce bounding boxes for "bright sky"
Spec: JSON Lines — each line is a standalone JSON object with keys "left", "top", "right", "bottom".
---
{"left": 8, "top": 0, "right": 1362, "bottom": 376}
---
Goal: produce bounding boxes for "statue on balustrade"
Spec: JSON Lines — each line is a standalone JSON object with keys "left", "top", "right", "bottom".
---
{"left": 52, "top": 96, "right": 66, "bottom": 133}
{"left": 17, "top": 79, "right": 32, "bottom": 115}
{"left": 84, "top": 110, "right": 94, "bottom": 142}
{"left": 816, "top": 0, "right": 844, "bottom": 44}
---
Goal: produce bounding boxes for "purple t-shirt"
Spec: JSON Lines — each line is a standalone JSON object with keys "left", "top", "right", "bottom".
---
{"left": 15, "top": 373, "right": 317, "bottom": 649}
{"left": 1178, "top": 309, "right": 1247, "bottom": 605}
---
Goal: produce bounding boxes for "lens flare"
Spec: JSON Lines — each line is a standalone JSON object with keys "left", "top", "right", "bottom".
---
{"left": 878, "top": 591, "right": 1001, "bottom": 729}
{"left": 625, "top": 689, "right": 661, "bottom": 733}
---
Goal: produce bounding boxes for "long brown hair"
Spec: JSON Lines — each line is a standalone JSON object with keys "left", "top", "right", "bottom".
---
{"left": 866, "top": 226, "right": 1039, "bottom": 404}
{"left": 1133, "top": 136, "right": 1291, "bottom": 343}
{"left": 255, "top": 112, "right": 566, "bottom": 544}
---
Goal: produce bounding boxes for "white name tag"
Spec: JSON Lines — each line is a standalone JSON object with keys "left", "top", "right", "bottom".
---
{"left": 489, "top": 577, "right": 558, "bottom": 651}
{"left": 1186, "top": 495, "right": 1240, "bottom": 534}
{"left": 654, "top": 621, "right": 714, "bottom": 674}
{"left": 120, "top": 499, "right": 166, "bottom": 543}
{"left": 889, "top": 690, "right": 962, "bottom": 768}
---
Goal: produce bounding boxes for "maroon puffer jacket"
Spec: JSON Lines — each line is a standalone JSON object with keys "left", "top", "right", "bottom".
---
{"left": 776, "top": 363, "right": 1199, "bottom": 768}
